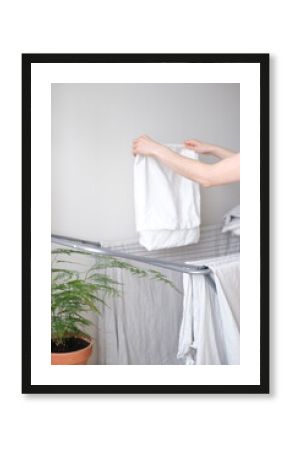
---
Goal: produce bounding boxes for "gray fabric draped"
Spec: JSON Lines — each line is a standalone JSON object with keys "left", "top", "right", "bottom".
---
{"left": 87, "top": 224, "right": 239, "bottom": 365}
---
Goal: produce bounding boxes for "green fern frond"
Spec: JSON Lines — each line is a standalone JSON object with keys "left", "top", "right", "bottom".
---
{"left": 51, "top": 247, "right": 178, "bottom": 346}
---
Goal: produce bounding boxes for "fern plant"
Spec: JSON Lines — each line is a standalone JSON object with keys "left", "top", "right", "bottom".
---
{"left": 51, "top": 247, "right": 177, "bottom": 349}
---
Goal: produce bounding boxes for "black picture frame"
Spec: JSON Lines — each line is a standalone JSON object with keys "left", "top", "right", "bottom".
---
{"left": 22, "top": 53, "right": 269, "bottom": 394}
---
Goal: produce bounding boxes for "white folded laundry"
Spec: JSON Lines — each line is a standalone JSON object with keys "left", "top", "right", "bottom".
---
{"left": 222, "top": 204, "right": 240, "bottom": 236}
{"left": 134, "top": 144, "right": 200, "bottom": 251}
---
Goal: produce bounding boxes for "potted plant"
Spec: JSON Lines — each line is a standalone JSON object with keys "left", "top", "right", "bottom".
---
{"left": 51, "top": 247, "right": 176, "bottom": 365}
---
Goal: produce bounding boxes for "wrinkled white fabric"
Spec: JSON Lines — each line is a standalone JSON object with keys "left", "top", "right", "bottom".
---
{"left": 178, "top": 254, "right": 240, "bottom": 365}
{"left": 134, "top": 144, "right": 200, "bottom": 251}
{"left": 222, "top": 205, "right": 240, "bottom": 236}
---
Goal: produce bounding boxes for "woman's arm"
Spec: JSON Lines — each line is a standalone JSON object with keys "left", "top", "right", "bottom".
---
{"left": 155, "top": 146, "right": 240, "bottom": 187}
{"left": 184, "top": 139, "right": 236, "bottom": 159}
{"left": 132, "top": 135, "right": 240, "bottom": 187}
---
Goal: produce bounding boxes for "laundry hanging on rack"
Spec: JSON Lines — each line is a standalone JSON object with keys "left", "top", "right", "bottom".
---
{"left": 178, "top": 253, "right": 240, "bottom": 365}
{"left": 133, "top": 144, "right": 200, "bottom": 251}
{"left": 51, "top": 224, "right": 240, "bottom": 365}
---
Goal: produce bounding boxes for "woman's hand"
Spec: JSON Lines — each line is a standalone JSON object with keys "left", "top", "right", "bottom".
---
{"left": 132, "top": 135, "right": 239, "bottom": 186}
{"left": 183, "top": 139, "right": 214, "bottom": 154}
{"left": 184, "top": 139, "right": 235, "bottom": 160}
{"left": 132, "top": 135, "right": 165, "bottom": 157}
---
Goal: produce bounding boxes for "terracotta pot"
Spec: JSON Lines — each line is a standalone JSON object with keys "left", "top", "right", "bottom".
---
{"left": 51, "top": 337, "right": 93, "bottom": 365}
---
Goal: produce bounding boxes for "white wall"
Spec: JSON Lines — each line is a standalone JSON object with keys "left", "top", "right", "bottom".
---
{"left": 52, "top": 83, "right": 239, "bottom": 242}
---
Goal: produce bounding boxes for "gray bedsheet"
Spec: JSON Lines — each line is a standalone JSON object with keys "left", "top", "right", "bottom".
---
{"left": 87, "top": 224, "right": 240, "bottom": 365}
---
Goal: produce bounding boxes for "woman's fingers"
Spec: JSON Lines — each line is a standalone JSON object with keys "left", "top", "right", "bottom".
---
{"left": 132, "top": 136, "right": 144, "bottom": 155}
{"left": 132, "top": 135, "right": 161, "bottom": 157}
{"left": 184, "top": 139, "right": 199, "bottom": 148}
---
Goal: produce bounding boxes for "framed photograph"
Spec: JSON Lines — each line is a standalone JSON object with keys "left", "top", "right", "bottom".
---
{"left": 22, "top": 53, "right": 269, "bottom": 394}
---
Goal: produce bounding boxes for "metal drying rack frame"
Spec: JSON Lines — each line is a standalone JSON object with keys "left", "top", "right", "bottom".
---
{"left": 51, "top": 234, "right": 211, "bottom": 275}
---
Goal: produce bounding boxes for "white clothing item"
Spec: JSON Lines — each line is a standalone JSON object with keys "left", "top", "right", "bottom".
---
{"left": 134, "top": 144, "right": 200, "bottom": 251}
{"left": 222, "top": 205, "right": 240, "bottom": 236}
{"left": 177, "top": 254, "right": 240, "bottom": 365}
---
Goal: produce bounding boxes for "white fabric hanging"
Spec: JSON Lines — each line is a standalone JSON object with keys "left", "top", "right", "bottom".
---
{"left": 134, "top": 144, "right": 200, "bottom": 251}
{"left": 178, "top": 254, "right": 240, "bottom": 365}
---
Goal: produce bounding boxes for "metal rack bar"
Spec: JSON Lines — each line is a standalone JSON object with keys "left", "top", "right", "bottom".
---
{"left": 51, "top": 234, "right": 211, "bottom": 275}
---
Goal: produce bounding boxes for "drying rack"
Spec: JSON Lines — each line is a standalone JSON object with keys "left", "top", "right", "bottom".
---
{"left": 51, "top": 234, "right": 211, "bottom": 276}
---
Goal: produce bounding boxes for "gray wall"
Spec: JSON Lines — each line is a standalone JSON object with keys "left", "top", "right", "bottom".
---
{"left": 51, "top": 83, "right": 240, "bottom": 242}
